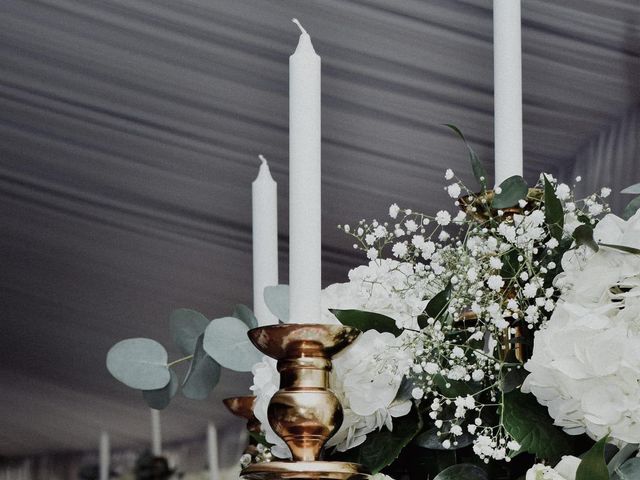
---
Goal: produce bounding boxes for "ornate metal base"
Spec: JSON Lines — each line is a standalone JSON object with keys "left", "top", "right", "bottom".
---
{"left": 242, "top": 461, "right": 370, "bottom": 480}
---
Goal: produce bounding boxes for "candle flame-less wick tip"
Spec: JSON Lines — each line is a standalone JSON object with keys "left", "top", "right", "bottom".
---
{"left": 258, "top": 154, "right": 267, "bottom": 166}
{"left": 292, "top": 18, "right": 307, "bottom": 35}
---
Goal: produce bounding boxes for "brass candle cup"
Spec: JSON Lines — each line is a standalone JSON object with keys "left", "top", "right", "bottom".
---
{"left": 223, "top": 395, "right": 261, "bottom": 433}
{"left": 241, "top": 323, "right": 370, "bottom": 480}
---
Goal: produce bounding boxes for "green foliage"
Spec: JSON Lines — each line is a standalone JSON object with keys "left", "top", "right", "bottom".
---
{"left": 331, "top": 309, "right": 402, "bottom": 336}
{"left": 142, "top": 369, "right": 179, "bottom": 409}
{"left": 573, "top": 224, "right": 599, "bottom": 252}
{"left": 444, "top": 124, "right": 488, "bottom": 190}
{"left": 330, "top": 407, "right": 422, "bottom": 473}
{"left": 182, "top": 334, "right": 221, "bottom": 400}
{"left": 621, "top": 183, "right": 640, "bottom": 194}
{"left": 612, "top": 458, "right": 640, "bottom": 480}
{"left": 415, "top": 427, "right": 474, "bottom": 450}
{"left": 432, "top": 374, "right": 479, "bottom": 397}
{"left": 600, "top": 243, "right": 640, "bottom": 255}
{"left": 500, "top": 367, "right": 528, "bottom": 393}
{"left": 433, "top": 464, "right": 488, "bottom": 480}
{"left": 106, "top": 338, "right": 171, "bottom": 390}
{"left": 608, "top": 443, "right": 638, "bottom": 476}
{"left": 264, "top": 285, "right": 289, "bottom": 322}
{"left": 576, "top": 435, "right": 610, "bottom": 480}
{"left": 502, "top": 390, "right": 574, "bottom": 463}
{"left": 492, "top": 176, "right": 529, "bottom": 209}
{"left": 422, "top": 282, "right": 452, "bottom": 326}
{"left": 232, "top": 304, "right": 258, "bottom": 329}
{"left": 622, "top": 196, "right": 640, "bottom": 220}
{"left": 169, "top": 308, "right": 210, "bottom": 355}
{"left": 203, "top": 316, "right": 262, "bottom": 372}
{"left": 543, "top": 175, "right": 564, "bottom": 241}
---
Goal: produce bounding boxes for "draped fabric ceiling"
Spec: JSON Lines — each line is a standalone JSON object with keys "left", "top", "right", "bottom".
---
{"left": 1, "top": 0, "right": 639, "bottom": 459}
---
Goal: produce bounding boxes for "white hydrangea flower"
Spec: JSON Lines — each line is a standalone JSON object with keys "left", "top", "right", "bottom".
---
{"left": 525, "top": 456, "right": 581, "bottom": 480}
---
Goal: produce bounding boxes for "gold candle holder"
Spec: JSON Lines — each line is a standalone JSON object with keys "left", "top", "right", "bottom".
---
{"left": 223, "top": 396, "right": 262, "bottom": 433}
{"left": 241, "top": 323, "right": 370, "bottom": 480}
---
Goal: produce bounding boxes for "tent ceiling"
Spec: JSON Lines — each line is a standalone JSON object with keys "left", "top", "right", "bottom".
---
{"left": 0, "top": 0, "right": 638, "bottom": 457}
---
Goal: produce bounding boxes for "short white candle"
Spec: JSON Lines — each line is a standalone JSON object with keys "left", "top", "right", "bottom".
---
{"left": 494, "top": 0, "right": 524, "bottom": 185}
{"left": 150, "top": 409, "right": 162, "bottom": 456}
{"left": 252, "top": 155, "right": 279, "bottom": 326}
{"left": 289, "top": 19, "right": 322, "bottom": 324}
{"left": 99, "top": 431, "right": 110, "bottom": 480}
{"left": 207, "top": 422, "right": 220, "bottom": 480}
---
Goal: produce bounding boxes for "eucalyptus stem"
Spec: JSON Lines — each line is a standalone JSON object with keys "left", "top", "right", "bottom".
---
{"left": 167, "top": 354, "right": 193, "bottom": 368}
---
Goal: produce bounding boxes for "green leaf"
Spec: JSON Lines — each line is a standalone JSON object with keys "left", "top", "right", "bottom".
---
{"left": 106, "top": 338, "right": 171, "bottom": 390}
{"left": 203, "top": 316, "right": 262, "bottom": 372}
{"left": 444, "top": 124, "right": 488, "bottom": 190}
{"left": 182, "top": 334, "right": 221, "bottom": 400}
{"left": 612, "top": 458, "right": 640, "bottom": 480}
{"left": 621, "top": 183, "right": 640, "bottom": 194}
{"left": 432, "top": 374, "right": 478, "bottom": 397}
{"left": 600, "top": 243, "right": 640, "bottom": 255}
{"left": 500, "top": 367, "right": 528, "bottom": 393}
{"left": 169, "top": 308, "right": 210, "bottom": 355}
{"left": 608, "top": 443, "right": 638, "bottom": 476}
{"left": 264, "top": 285, "right": 289, "bottom": 322}
{"left": 330, "top": 309, "right": 402, "bottom": 336}
{"left": 502, "top": 390, "right": 574, "bottom": 463}
{"left": 232, "top": 304, "right": 258, "bottom": 329}
{"left": 422, "top": 282, "right": 452, "bottom": 326}
{"left": 622, "top": 196, "right": 640, "bottom": 220}
{"left": 492, "top": 175, "right": 529, "bottom": 209}
{"left": 393, "top": 376, "right": 415, "bottom": 403}
{"left": 142, "top": 369, "right": 179, "bottom": 409}
{"left": 330, "top": 407, "right": 422, "bottom": 473}
{"left": 576, "top": 435, "right": 610, "bottom": 480}
{"left": 415, "top": 427, "right": 474, "bottom": 450}
{"left": 433, "top": 464, "right": 488, "bottom": 480}
{"left": 573, "top": 224, "right": 599, "bottom": 252}
{"left": 544, "top": 175, "right": 564, "bottom": 241}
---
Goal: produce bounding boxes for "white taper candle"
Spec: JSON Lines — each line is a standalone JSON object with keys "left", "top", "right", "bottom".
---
{"left": 207, "top": 422, "right": 220, "bottom": 480}
{"left": 99, "top": 431, "right": 110, "bottom": 480}
{"left": 289, "top": 18, "right": 322, "bottom": 324}
{"left": 150, "top": 409, "right": 162, "bottom": 456}
{"left": 494, "top": 0, "right": 524, "bottom": 185}
{"left": 252, "top": 155, "right": 279, "bottom": 326}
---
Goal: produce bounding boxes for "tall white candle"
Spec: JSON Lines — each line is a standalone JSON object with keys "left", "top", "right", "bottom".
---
{"left": 150, "top": 409, "right": 162, "bottom": 456}
{"left": 252, "top": 155, "right": 279, "bottom": 326}
{"left": 289, "top": 19, "right": 322, "bottom": 324}
{"left": 494, "top": 0, "right": 523, "bottom": 185}
{"left": 99, "top": 431, "right": 110, "bottom": 480}
{"left": 207, "top": 422, "right": 220, "bottom": 480}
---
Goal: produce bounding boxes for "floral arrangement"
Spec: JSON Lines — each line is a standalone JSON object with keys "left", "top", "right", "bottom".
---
{"left": 106, "top": 128, "right": 640, "bottom": 480}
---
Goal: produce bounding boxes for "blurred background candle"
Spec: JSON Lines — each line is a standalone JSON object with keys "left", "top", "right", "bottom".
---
{"left": 150, "top": 409, "right": 162, "bottom": 456}
{"left": 207, "top": 422, "right": 219, "bottom": 480}
{"left": 289, "top": 19, "right": 321, "bottom": 324}
{"left": 494, "top": 0, "right": 523, "bottom": 185}
{"left": 99, "top": 431, "right": 110, "bottom": 480}
{"left": 252, "top": 155, "right": 278, "bottom": 326}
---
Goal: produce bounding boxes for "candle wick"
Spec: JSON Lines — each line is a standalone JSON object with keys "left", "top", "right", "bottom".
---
{"left": 292, "top": 18, "right": 308, "bottom": 36}
{"left": 258, "top": 154, "right": 268, "bottom": 166}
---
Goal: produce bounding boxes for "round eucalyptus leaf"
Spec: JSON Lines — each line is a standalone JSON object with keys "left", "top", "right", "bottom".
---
{"left": 142, "top": 368, "right": 179, "bottom": 410}
{"left": 264, "top": 285, "right": 289, "bottom": 322}
{"left": 203, "top": 316, "right": 262, "bottom": 372}
{"left": 415, "top": 428, "right": 474, "bottom": 450}
{"left": 182, "top": 334, "right": 221, "bottom": 400}
{"left": 612, "top": 458, "right": 640, "bottom": 480}
{"left": 433, "top": 464, "right": 488, "bottom": 480}
{"left": 169, "top": 308, "right": 210, "bottom": 355}
{"left": 232, "top": 304, "right": 258, "bottom": 329}
{"left": 492, "top": 175, "right": 528, "bottom": 209}
{"left": 106, "top": 338, "right": 170, "bottom": 390}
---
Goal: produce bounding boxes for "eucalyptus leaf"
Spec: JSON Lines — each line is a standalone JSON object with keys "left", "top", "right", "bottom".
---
{"left": 492, "top": 175, "right": 528, "bottom": 209}
{"left": 444, "top": 124, "right": 488, "bottom": 190}
{"left": 621, "top": 183, "right": 640, "bottom": 194}
{"left": 544, "top": 175, "right": 564, "bottom": 241}
{"left": 433, "top": 374, "right": 478, "bottom": 398}
{"left": 500, "top": 367, "right": 528, "bottom": 393}
{"left": 600, "top": 243, "right": 640, "bottom": 255}
{"left": 608, "top": 443, "right": 638, "bottom": 476}
{"left": 182, "top": 334, "right": 221, "bottom": 400}
{"left": 422, "top": 282, "right": 452, "bottom": 326}
{"left": 576, "top": 435, "right": 609, "bottom": 480}
{"left": 502, "top": 390, "right": 574, "bottom": 463}
{"left": 415, "top": 427, "right": 474, "bottom": 450}
{"left": 169, "top": 308, "right": 210, "bottom": 355}
{"left": 573, "top": 224, "right": 599, "bottom": 252}
{"left": 203, "top": 316, "right": 262, "bottom": 372}
{"left": 232, "top": 304, "right": 258, "bottom": 329}
{"left": 330, "top": 309, "right": 401, "bottom": 336}
{"left": 393, "top": 376, "right": 415, "bottom": 403}
{"left": 622, "top": 196, "right": 640, "bottom": 220}
{"left": 264, "top": 285, "right": 289, "bottom": 322}
{"left": 142, "top": 369, "right": 179, "bottom": 409}
{"left": 106, "top": 338, "right": 171, "bottom": 390}
{"left": 329, "top": 407, "right": 422, "bottom": 473}
{"left": 433, "top": 464, "right": 488, "bottom": 480}
{"left": 612, "top": 458, "right": 640, "bottom": 480}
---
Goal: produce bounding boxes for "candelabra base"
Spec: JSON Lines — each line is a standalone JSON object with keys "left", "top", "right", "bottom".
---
{"left": 242, "top": 461, "right": 370, "bottom": 480}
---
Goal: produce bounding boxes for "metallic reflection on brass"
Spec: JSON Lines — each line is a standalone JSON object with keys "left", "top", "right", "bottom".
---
{"left": 242, "top": 323, "right": 370, "bottom": 480}
{"left": 223, "top": 396, "right": 261, "bottom": 433}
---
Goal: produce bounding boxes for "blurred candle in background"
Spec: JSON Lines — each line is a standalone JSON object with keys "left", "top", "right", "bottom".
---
{"left": 99, "top": 431, "right": 110, "bottom": 480}
{"left": 207, "top": 422, "right": 220, "bottom": 480}
{"left": 150, "top": 409, "right": 161, "bottom": 456}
